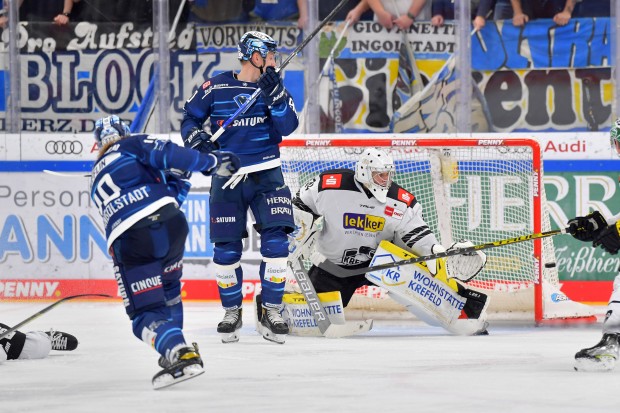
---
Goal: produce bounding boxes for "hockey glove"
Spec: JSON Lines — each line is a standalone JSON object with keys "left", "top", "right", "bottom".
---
{"left": 593, "top": 222, "right": 620, "bottom": 255}
{"left": 166, "top": 168, "right": 192, "bottom": 180}
{"left": 257, "top": 66, "right": 287, "bottom": 107}
{"left": 166, "top": 170, "right": 192, "bottom": 206}
{"left": 568, "top": 211, "right": 607, "bottom": 242}
{"left": 203, "top": 151, "right": 240, "bottom": 177}
{"left": 185, "top": 128, "right": 220, "bottom": 153}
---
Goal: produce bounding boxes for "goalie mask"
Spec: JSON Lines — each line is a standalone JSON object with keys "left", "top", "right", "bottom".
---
{"left": 355, "top": 148, "right": 395, "bottom": 203}
{"left": 238, "top": 31, "right": 279, "bottom": 65}
{"left": 611, "top": 118, "right": 620, "bottom": 157}
{"left": 94, "top": 115, "right": 130, "bottom": 149}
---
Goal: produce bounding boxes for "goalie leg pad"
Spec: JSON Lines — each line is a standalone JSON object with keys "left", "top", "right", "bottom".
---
{"left": 369, "top": 240, "right": 490, "bottom": 336}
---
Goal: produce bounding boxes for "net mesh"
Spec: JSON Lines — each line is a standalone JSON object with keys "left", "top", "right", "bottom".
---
{"left": 281, "top": 139, "right": 555, "bottom": 315}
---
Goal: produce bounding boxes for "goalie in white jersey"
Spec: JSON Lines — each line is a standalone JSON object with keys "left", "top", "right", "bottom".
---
{"left": 291, "top": 148, "right": 489, "bottom": 335}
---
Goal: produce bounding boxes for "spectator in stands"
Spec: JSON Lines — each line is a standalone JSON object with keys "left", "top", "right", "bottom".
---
{"left": 250, "top": 0, "right": 305, "bottom": 28}
{"left": 319, "top": 0, "right": 374, "bottom": 24}
{"left": 23, "top": 0, "right": 78, "bottom": 25}
{"left": 572, "top": 0, "right": 609, "bottom": 18}
{"left": 431, "top": 0, "right": 485, "bottom": 30}
{"left": 493, "top": 0, "right": 513, "bottom": 19}
{"left": 188, "top": 0, "right": 251, "bottom": 24}
{"left": 0, "top": 0, "right": 13, "bottom": 28}
{"left": 367, "top": 0, "right": 431, "bottom": 30}
{"left": 511, "top": 0, "right": 577, "bottom": 27}
{"left": 86, "top": 0, "right": 187, "bottom": 24}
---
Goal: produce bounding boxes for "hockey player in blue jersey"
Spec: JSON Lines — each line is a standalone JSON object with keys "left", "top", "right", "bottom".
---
{"left": 90, "top": 115, "right": 240, "bottom": 389}
{"left": 181, "top": 31, "right": 299, "bottom": 344}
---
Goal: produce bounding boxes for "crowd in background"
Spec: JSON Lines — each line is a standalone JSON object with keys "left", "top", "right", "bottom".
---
{"left": 0, "top": 0, "right": 612, "bottom": 30}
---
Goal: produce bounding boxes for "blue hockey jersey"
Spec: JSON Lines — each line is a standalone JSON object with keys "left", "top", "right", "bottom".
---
{"left": 181, "top": 70, "right": 299, "bottom": 169}
{"left": 90, "top": 134, "right": 216, "bottom": 248}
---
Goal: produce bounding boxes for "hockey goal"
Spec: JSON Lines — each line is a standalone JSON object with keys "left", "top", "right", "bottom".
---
{"left": 280, "top": 137, "right": 596, "bottom": 324}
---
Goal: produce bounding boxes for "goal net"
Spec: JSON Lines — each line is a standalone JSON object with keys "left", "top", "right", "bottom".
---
{"left": 280, "top": 137, "right": 596, "bottom": 324}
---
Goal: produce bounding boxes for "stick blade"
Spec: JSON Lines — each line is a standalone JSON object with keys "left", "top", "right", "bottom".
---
{"left": 43, "top": 170, "right": 91, "bottom": 178}
{"left": 322, "top": 319, "right": 373, "bottom": 338}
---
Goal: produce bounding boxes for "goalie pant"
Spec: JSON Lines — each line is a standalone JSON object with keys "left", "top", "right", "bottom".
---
{"left": 0, "top": 323, "right": 54, "bottom": 362}
{"left": 307, "top": 263, "right": 488, "bottom": 321}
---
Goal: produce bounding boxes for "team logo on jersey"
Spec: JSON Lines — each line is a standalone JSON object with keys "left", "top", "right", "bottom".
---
{"left": 321, "top": 174, "right": 342, "bottom": 188}
{"left": 130, "top": 275, "right": 162, "bottom": 295}
{"left": 343, "top": 213, "right": 385, "bottom": 232}
{"left": 397, "top": 188, "right": 414, "bottom": 206}
{"left": 234, "top": 94, "right": 252, "bottom": 108}
{"left": 384, "top": 206, "right": 404, "bottom": 220}
{"left": 202, "top": 80, "right": 211, "bottom": 89}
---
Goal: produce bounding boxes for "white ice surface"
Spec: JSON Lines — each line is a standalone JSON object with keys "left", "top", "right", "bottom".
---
{"left": 1, "top": 301, "right": 619, "bottom": 413}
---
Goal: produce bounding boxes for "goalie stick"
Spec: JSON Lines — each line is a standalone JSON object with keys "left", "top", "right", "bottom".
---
{"left": 210, "top": 0, "right": 352, "bottom": 143}
{"left": 0, "top": 294, "right": 112, "bottom": 340}
{"left": 311, "top": 228, "right": 569, "bottom": 278}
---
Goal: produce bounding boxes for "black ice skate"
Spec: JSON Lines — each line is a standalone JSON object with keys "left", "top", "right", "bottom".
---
{"left": 259, "top": 306, "right": 289, "bottom": 344}
{"left": 152, "top": 343, "right": 204, "bottom": 390}
{"left": 574, "top": 333, "right": 620, "bottom": 372}
{"left": 217, "top": 308, "right": 243, "bottom": 343}
{"left": 46, "top": 330, "right": 78, "bottom": 351}
{"left": 158, "top": 355, "right": 170, "bottom": 369}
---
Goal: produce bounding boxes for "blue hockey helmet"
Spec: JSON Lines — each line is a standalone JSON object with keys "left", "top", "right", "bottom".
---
{"left": 94, "top": 115, "right": 130, "bottom": 149}
{"left": 237, "top": 31, "right": 278, "bottom": 62}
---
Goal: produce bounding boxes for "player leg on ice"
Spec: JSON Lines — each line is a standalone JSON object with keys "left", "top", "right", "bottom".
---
{"left": 213, "top": 260, "right": 244, "bottom": 343}
{"left": 254, "top": 255, "right": 289, "bottom": 344}
{"left": 1, "top": 323, "right": 78, "bottom": 362}
{"left": 152, "top": 342, "right": 204, "bottom": 390}
{"left": 210, "top": 164, "right": 295, "bottom": 344}
{"left": 569, "top": 121, "right": 620, "bottom": 371}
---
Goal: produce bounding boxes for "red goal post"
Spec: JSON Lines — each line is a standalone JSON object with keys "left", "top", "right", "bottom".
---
{"left": 280, "top": 137, "right": 597, "bottom": 324}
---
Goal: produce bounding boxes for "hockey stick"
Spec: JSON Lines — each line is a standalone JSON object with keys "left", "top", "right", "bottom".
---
{"left": 210, "top": 0, "right": 352, "bottom": 143}
{"left": 43, "top": 170, "right": 91, "bottom": 178}
{"left": 0, "top": 294, "right": 112, "bottom": 340}
{"left": 311, "top": 228, "right": 570, "bottom": 278}
{"left": 290, "top": 257, "right": 373, "bottom": 338}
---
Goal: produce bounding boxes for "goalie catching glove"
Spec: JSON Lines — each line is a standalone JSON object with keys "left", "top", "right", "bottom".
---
{"left": 426, "top": 240, "right": 487, "bottom": 282}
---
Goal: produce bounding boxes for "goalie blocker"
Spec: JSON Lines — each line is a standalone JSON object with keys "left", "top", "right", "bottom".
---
{"left": 368, "top": 240, "right": 490, "bottom": 336}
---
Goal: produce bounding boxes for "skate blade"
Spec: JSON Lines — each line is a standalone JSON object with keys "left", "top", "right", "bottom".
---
{"left": 574, "top": 356, "right": 617, "bottom": 372}
{"left": 153, "top": 364, "right": 205, "bottom": 390}
{"left": 262, "top": 330, "right": 286, "bottom": 344}
{"left": 219, "top": 331, "right": 240, "bottom": 344}
{"left": 323, "top": 319, "right": 373, "bottom": 339}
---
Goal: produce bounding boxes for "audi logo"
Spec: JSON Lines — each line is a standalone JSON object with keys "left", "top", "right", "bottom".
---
{"left": 46, "top": 140, "right": 83, "bottom": 155}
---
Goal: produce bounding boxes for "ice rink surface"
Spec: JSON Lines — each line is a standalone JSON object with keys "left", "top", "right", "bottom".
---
{"left": 1, "top": 300, "right": 619, "bottom": 413}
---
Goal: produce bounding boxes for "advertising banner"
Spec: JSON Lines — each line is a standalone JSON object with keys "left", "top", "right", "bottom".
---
{"left": 1, "top": 133, "right": 618, "bottom": 302}
{"left": 0, "top": 18, "right": 612, "bottom": 134}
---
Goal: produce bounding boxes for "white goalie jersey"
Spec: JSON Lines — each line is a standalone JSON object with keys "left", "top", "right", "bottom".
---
{"left": 294, "top": 169, "right": 439, "bottom": 266}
